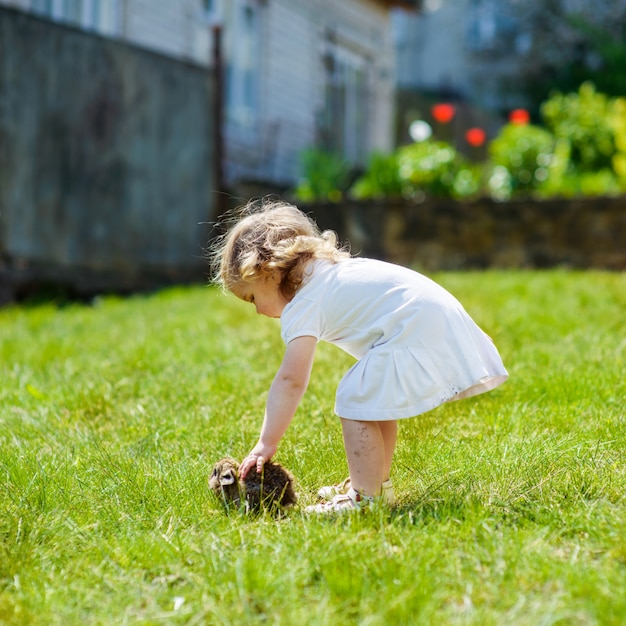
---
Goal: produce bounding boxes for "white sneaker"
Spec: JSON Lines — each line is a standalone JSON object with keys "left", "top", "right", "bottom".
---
{"left": 305, "top": 487, "right": 377, "bottom": 514}
{"left": 317, "top": 478, "right": 395, "bottom": 505}
{"left": 317, "top": 477, "right": 351, "bottom": 501}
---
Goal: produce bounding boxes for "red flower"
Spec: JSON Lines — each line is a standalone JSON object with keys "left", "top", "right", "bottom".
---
{"left": 509, "top": 109, "right": 530, "bottom": 125}
{"left": 465, "top": 127, "right": 486, "bottom": 147}
{"left": 431, "top": 103, "right": 456, "bottom": 124}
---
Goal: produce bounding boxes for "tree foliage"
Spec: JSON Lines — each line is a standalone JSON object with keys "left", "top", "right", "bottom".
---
{"left": 511, "top": 0, "right": 626, "bottom": 109}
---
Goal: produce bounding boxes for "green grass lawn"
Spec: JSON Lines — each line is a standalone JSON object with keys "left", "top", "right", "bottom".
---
{"left": 1, "top": 270, "right": 625, "bottom": 625}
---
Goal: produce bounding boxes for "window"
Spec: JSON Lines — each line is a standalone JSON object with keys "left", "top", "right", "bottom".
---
{"left": 29, "top": 0, "right": 119, "bottom": 35}
{"left": 322, "top": 44, "right": 370, "bottom": 164}
{"left": 223, "top": 0, "right": 261, "bottom": 126}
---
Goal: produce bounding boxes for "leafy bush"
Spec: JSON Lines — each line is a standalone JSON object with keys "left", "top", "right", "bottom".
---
{"left": 542, "top": 82, "right": 620, "bottom": 172}
{"left": 612, "top": 98, "right": 626, "bottom": 180}
{"left": 350, "top": 141, "right": 481, "bottom": 201}
{"left": 350, "top": 152, "right": 402, "bottom": 200}
{"left": 450, "top": 164, "right": 483, "bottom": 199}
{"left": 487, "top": 124, "right": 562, "bottom": 200}
{"left": 539, "top": 82, "right": 626, "bottom": 195}
{"left": 294, "top": 148, "right": 352, "bottom": 202}
{"left": 397, "top": 140, "right": 474, "bottom": 199}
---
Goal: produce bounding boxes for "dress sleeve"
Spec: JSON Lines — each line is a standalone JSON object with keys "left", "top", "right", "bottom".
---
{"left": 281, "top": 296, "right": 323, "bottom": 345}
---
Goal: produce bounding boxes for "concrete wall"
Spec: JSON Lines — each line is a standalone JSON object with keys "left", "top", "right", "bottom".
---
{"left": 308, "top": 196, "right": 626, "bottom": 271}
{"left": 0, "top": 7, "right": 214, "bottom": 302}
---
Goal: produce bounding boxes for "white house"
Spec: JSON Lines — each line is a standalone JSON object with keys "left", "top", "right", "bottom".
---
{"left": 2, "top": 0, "right": 416, "bottom": 187}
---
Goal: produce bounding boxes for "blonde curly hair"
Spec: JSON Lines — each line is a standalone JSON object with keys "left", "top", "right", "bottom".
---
{"left": 211, "top": 199, "right": 349, "bottom": 299}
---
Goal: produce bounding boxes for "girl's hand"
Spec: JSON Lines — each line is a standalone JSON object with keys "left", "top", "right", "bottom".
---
{"left": 240, "top": 443, "right": 277, "bottom": 479}
{"left": 239, "top": 336, "right": 317, "bottom": 480}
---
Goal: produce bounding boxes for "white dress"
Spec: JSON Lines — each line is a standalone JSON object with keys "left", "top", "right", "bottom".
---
{"left": 280, "top": 258, "right": 508, "bottom": 420}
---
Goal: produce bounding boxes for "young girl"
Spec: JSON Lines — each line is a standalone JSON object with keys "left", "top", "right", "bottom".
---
{"left": 211, "top": 200, "right": 508, "bottom": 513}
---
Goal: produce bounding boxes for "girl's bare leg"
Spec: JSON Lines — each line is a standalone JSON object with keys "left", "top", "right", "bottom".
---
{"left": 340, "top": 419, "right": 397, "bottom": 497}
{"left": 379, "top": 420, "right": 397, "bottom": 482}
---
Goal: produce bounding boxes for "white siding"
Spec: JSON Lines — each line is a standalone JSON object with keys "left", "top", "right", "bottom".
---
{"left": 261, "top": 0, "right": 318, "bottom": 182}
{"left": 1, "top": 0, "right": 29, "bottom": 8}
{"left": 257, "top": 0, "right": 395, "bottom": 182}
{"left": 120, "top": 0, "right": 198, "bottom": 62}
{"left": 223, "top": 0, "right": 396, "bottom": 184}
{"left": 317, "top": 0, "right": 395, "bottom": 154}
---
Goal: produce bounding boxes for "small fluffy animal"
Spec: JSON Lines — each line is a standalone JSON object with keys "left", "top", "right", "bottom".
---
{"left": 209, "top": 457, "right": 297, "bottom": 512}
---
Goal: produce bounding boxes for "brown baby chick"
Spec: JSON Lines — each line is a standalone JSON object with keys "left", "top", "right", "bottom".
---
{"left": 209, "top": 457, "right": 297, "bottom": 513}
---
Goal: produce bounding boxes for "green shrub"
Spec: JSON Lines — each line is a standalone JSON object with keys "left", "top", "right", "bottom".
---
{"left": 539, "top": 82, "right": 626, "bottom": 195}
{"left": 398, "top": 140, "right": 481, "bottom": 200}
{"left": 609, "top": 97, "right": 626, "bottom": 189}
{"left": 349, "top": 142, "right": 480, "bottom": 201}
{"left": 397, "top": 140, "right": 461, "bottom": 198}
{"left": 542, "top": 82, "right": 619, "bottom": 172}
{"left": 350, "top": 152, "right": 403, "bottom": 200}
{"left": 449, "top": 163, "right": 483, "bottom": 199}
{"left": 294, "top": 148, "right": 352, "bottom": 202}
{"left": 487, "top": 124, "right": 562, "bottom": 200}
{"left": 544, "top": 169, "right": 623, "bottom": 198}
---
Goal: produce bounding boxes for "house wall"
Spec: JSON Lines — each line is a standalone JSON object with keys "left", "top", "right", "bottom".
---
{"left": 256, "top": 0, "right": 315, "bottom": 184}
{"left": 1, "top": 0, "right": 122, "bottom": 35}
{"left": 331, "top": 0, "right": 395, "bottom": 153}
{"left": 120, "top": 0, "right": 201, "bottom": 62}
{"left": 255, "top": 0, "right": 395, "bottom": 185}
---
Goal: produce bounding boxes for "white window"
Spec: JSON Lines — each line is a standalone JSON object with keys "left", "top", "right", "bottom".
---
{"left": 29, "top": 0, "right": 119, "bottom": 35}
{"left": 322, "top": 43, "right": 370, "bottom": 164}
{"left": 222, "top": 0, "right": 261, "bottom": 127}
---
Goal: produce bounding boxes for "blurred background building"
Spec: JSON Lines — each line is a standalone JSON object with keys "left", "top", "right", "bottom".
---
{"left": 3, "top": 0, "right": 624, "bottom": 186}
{"left": 1, "top": 0, "right": 624, "bottom": 301}
{"left": 1, "top": 0, "right": 416, "bottom": 188}
{"left": 0, "top": 0, "right": 415, "bottom": 299}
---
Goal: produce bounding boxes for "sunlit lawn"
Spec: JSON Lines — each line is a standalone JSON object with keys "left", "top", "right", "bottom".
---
{"left": 1, "top": 270, "right": 625, "bottom": 625}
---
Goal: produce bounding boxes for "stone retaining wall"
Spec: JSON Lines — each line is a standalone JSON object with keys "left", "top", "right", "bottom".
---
{"left": 307, "top": 195, "right": 626, "bottom": 271}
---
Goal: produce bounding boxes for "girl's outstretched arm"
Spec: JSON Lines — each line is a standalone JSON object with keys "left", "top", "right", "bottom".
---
{"left": 239, "top": 335, "right": 317, "bottom": 478}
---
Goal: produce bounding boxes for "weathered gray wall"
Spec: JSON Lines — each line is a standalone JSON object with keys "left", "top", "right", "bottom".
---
{"left": 0, "top": 7, "right": 214, "bottom": 302}
{"left": 308, "top": 195, "right": 626, "bottom": 271}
